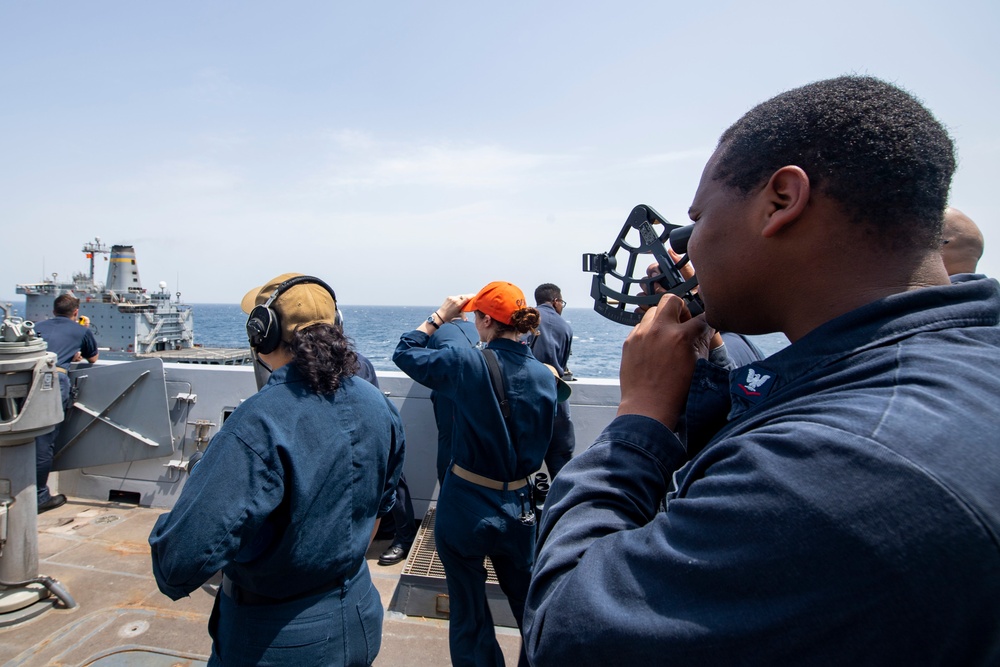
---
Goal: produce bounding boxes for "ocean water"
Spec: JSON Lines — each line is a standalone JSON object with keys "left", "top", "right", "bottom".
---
{"left": 5, "top": 299, "right": 789, "bottom": 379}
{"left": 192, "top": 304, "right": 790, "bottom": 379}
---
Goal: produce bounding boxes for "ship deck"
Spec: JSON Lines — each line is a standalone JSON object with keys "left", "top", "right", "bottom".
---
{"left": 0, "top": 497, "right": 523, "bottom": 666}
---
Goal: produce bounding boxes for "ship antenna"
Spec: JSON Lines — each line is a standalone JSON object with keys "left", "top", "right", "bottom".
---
{"left": 81, "top": 237, "right": 110, "bottom": 284}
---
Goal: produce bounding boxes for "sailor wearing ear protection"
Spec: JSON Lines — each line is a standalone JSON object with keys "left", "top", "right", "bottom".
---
{"left": 149, "top": 272, "right": 405, "bottom": 667}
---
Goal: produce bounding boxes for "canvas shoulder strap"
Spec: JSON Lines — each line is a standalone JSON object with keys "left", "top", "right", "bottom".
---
{"left": 481, "top": 348, "right": 512, "bottom": 423}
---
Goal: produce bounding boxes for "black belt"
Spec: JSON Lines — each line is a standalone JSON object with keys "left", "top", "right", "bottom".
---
{"left": 221, "top": 570, "right": 351, "bottom": 606}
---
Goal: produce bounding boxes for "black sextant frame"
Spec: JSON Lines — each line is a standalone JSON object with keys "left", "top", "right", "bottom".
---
{"left": 582, "top": 204, "right": 702, "bottom": 326}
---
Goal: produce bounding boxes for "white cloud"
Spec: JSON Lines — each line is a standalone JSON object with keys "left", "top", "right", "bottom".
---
{"left": 630, "top": 148, "right": 712, "bottom": 167}
{"left": 318, "top": 132, "right": 569, "bottom": 190}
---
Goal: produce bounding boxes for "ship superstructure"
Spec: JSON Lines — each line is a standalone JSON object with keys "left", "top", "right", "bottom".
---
{"left": 15, "top": 238, "right": 194, "bottom": 355}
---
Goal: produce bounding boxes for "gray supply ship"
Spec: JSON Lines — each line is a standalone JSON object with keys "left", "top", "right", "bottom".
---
{"left": 16, "top": 238, "right": 192, "bottom": 356}
{"left": 15, "top": 238, "right": 251, "bottom": 365}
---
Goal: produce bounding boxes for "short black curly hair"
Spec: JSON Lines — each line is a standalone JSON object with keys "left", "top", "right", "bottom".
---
{"left": 714, "top": 76, "right": 956, "bottom": 250}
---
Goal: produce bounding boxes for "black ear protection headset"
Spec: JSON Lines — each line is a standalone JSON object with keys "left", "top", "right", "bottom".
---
{"left": 245, "top": 275, "right": 338, "bottom": 354}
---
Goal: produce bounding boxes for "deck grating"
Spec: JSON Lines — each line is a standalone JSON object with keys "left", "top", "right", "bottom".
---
{"left": 401, "top": 505, "right": 499, "bottom": 584}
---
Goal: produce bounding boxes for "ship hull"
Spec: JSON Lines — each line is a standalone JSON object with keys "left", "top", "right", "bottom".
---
{"left": 20, "top": 291, "right": 194, "bottom": 354}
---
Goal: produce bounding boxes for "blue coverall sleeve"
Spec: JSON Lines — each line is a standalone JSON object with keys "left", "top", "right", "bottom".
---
{"left": 393, "top": 330, "right": 470, "bottom": 399}
{"left": 378, "top": 397, "right": 407, "bottom": 517}
{"left": 148, "top": 431, "right": 284, "bottom": 600}
{"left": 525, "top": 411, "right": 984, "bottom": 665}
{"left": 524, "top": 414, "right": 687, "bottom": 664}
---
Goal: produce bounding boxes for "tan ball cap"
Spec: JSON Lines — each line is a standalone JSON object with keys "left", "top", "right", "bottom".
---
{"left": 241, "top": 272, "right": 337, "bottom": 343}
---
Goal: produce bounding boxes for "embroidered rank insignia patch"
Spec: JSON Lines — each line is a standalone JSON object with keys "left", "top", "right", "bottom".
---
{"left": 732, "top": 365, "right": 774, "bottom": 404}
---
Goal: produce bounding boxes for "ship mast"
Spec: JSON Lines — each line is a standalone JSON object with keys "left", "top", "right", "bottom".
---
{"left": 82, "top": 237, "right": 110, "bottom": 283}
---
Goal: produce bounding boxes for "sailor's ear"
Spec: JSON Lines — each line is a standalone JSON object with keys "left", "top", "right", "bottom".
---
{"left": 761, "top": 166, "right": 810, "bottom": 238}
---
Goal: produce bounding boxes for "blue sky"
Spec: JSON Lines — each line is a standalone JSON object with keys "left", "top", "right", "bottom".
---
{"left": 2, "top": 1, "right": 998, "bottom": 307}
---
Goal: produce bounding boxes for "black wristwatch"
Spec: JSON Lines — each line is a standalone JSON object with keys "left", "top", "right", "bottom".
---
{"left": 426, "top": 313, "right": 440, "bottom": 329}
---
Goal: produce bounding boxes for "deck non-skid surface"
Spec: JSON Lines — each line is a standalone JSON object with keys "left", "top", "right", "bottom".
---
{"left": 0, "top": 498, "right": 522, "bottom": 666}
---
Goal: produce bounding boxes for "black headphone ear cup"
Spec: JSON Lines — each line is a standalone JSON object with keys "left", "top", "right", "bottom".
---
{"left": 247, "top": 305, "right": 281, "bottom": 354}
{"left": 245, "top": 276, "right": 336, "bottom": 354}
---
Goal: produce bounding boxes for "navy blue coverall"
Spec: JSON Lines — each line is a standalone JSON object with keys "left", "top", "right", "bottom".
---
{"left": 525, "top": 277, "right": 1000, "bottom": 666}
{"left": 525, "top": 302, "right": 575, "bottom": 478}
{"left": 394, "top": 333, "right": 556, "bottom": 667}
{"left": 149, "top": 364, "right": 405, "bottom": 666}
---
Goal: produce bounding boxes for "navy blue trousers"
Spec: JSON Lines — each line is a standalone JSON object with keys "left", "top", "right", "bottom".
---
{"left": 35, "top": 372, "right": 71, "bottom": 504}
{"left": 435, "top": 471, "right": 534, "bottom": 667}
{"left": 388, "top": 474, "right": 417, "bottom": 549}
{"left": 208, "top": 564, "right": 382, "bottom": 666}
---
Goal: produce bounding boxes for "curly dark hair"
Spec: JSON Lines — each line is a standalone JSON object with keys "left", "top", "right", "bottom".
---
{"left": 503, "top": 307, "right": 541, "bottom": 336}
{"left": 714, "top": 76, "right": 955, "bottom": 250}
{"left": 286, "top": 323, "right": 358, "bottom": 394}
